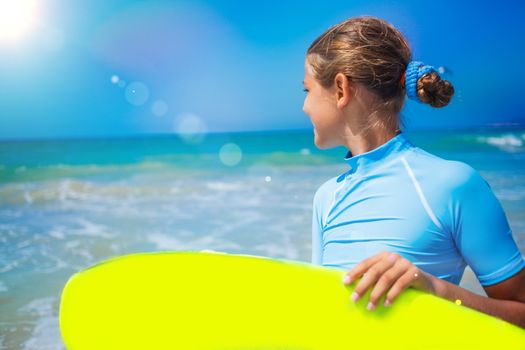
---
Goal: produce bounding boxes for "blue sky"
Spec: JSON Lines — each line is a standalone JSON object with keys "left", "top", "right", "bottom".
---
{"left": 0, "top": 0, "right": 524, "bottom": 139}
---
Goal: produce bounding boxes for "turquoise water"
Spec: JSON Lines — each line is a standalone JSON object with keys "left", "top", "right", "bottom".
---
{"left": 1, "top": 127, "right": 525, "bottom": 349}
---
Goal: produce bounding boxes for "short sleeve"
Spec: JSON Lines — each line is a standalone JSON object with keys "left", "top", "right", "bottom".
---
{"left": 311, "top": 188, "right": 324, "bottom": 265}
{"left": 450, "top": 165, "right": 525, "bottom": 286}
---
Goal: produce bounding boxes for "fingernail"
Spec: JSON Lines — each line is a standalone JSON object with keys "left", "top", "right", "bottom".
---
{"left": 367, "top": 302, "right": 376, "bottom": 311}
{"left": 351, "top": 292, "right": 359, "bottom": 302}
{"left": 384, "top": 300, "right": 391, "bottom": 307}
{"left": 342, "top": 275, "right": 351, "bottom": 284}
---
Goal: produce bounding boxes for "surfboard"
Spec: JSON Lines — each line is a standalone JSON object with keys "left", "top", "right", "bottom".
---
{"left": 59, "top": 251, "right": 525, "bottom": 349}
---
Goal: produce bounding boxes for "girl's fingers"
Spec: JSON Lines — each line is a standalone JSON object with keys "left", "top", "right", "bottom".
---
{"left": 350, "top": 253, "right": 399, "bottom": 303}
{"left": 343, "top": 252, "right": 427, "bottom": 310}
{"left": 343, "top": 251, "right": 391, "bottom": 285}
{"left": 367, "top": 258, "right": 410, "bottom": 308}
{"left": 385, "top": 266, "right": 421, "bottom": 305}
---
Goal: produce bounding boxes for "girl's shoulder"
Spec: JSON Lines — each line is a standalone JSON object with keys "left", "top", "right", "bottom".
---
{"left": 405, "top": 145, "right": 486, "bottom": 193}
{"left": 313, "top": 175, "right": 341, "bottom": 201}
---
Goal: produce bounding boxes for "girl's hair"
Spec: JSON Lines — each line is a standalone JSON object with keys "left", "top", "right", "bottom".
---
{"left": 306, "top": 16, "right": 454, "bottom": 133}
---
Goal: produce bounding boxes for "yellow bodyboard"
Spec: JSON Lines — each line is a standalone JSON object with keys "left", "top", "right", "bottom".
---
{"left": 59, "top": 251, "right": 525, "bottom": 349}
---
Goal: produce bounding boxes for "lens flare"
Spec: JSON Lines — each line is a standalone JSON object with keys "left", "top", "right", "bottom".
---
{"left": 219, "top": 143, "right": 242, "bottom": 167}
{"left": 125, "top": 82, "right": 149, "bottom": 106}
{"left": 0, "top": 0, "right": 38, "bottom": 42}
{"left": 151, "top": 100, "right": 168, "bottom": 117}
{"left": 174, "top": 114, "right": 207, "bottom": 145}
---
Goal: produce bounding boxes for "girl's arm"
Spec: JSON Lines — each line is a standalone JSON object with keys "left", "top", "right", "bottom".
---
{"left": 343, "top": 251, "right": 525, "bottom": 329}
{"left": 431, "top": 267, "right": 525, "bottom": 328}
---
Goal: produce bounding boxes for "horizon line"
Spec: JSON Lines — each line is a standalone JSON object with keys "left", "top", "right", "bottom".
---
{"left": 0, "top": 123, "right": 524, "bottom": 143}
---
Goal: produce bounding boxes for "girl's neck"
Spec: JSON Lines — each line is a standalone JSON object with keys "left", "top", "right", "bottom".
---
{"left": 342, "top": 126, "right": 401, "bottom": 157}
{"left": 340, "top": 86, "right": 401, "bottom": 157}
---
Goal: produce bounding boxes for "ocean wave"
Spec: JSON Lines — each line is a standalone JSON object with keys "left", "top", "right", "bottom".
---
{"left": 0, "top": 178, "right": 187, "bottom": 206}
{"left": 476, "top": 132, "right": 525, "bottom": 151}
{"left": 205, "top": 181, "right": 244, "bottom": 191}
{"left": 495, "top": 187, "right": 525, "bottom": 201}
{"left": 0, "top": 281, "right": 7, "bottom": 293}
{"left": 19, "top": 297, "right": 64, "bottom": 350}
{"left": 69, "top": 218, "right": 114, "bottom": 239}
{"left": 19, "top": 297, "right": 55, "bottom": 317}
{"left": 0, "top": 217, "right": 113, "bottom": 276}
{"left": 0, "top": 257, "right": 21, "bottom": 274}
{"left": 252, "top": 241, "right": 300, "bottom": 260}
{"left": 0, "top": 161, "right": 197, "bottom": 184}
{"left": 0, "top": 180, "right": 95, "bottom": 205}
{"left": 148, "top": 232, "right": 243, "bottom": 252}
{"left": 0, "top": 167, "right": 316, "bottom": 207}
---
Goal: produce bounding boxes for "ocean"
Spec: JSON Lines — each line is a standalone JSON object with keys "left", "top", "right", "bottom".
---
{"left": 1, "top": 127, "right": 525, "bottom": 349}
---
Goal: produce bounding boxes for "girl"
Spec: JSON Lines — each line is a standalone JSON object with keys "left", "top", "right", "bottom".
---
{"left": 303, "top": 16, "right": 525, "bottom": 328}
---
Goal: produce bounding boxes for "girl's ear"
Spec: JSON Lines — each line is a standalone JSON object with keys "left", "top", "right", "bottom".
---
{"left": 334, "top": 73, "right": 353, "bottom": 109}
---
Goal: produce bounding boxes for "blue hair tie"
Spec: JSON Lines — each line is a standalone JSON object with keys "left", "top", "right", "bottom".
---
{"left": 405, "top": 61, "right": 438, "bottom": 103}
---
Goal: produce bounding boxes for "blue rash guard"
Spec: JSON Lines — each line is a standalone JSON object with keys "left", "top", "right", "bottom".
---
{"left": 312, "top": 132, "right": 525, "bottom": 286}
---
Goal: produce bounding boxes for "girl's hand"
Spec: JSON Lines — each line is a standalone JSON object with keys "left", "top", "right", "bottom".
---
{"left": 342, "top": 251, "right": 436, "bottom": 311}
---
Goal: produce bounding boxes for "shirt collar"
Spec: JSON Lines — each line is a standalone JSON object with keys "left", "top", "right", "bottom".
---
{"left": 337, "top": 132, "right": 412, "bottom": 181}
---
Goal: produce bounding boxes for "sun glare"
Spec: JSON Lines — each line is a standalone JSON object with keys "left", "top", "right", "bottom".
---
{"left": 0, "top": 0, "right": 38, "bottom": 42}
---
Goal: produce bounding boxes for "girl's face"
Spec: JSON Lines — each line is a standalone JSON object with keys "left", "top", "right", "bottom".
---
{"left": 302, "top": 58, "right": 343, "bottom": 150}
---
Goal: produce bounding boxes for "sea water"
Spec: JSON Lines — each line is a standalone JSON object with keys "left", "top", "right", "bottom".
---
{"left": 1, "top": 127, "right": 525, "bottom": 349}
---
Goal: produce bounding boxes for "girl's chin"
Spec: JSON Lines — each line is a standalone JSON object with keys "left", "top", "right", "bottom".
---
{"left": 314, "top": 132, "right": 337, "bottom": 150}
{"left": 313, "top": 134, "right": 329, "bottom": 150}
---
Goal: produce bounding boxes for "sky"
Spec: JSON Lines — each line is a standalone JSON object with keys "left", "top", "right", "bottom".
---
{"left": 0, "top": 0, "right": 524, "bottom": 140}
